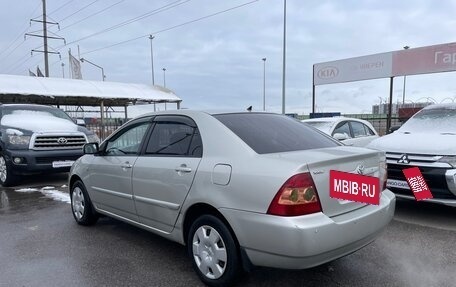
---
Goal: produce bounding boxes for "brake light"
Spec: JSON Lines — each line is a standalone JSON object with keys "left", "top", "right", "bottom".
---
{"left": 267, "top": 173, "right": 322, "bottom": 216}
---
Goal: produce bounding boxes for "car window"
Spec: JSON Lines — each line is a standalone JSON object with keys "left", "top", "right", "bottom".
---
{"left": 333, "top": 122, "right": 352, "bottom": 138}
{"left": 145, "top": 119, "right": 202, "bottom": 157}
{"left": 364, "top": 124, "right": 376, "bottom": 136}
{"left": 303, "top": 121, "right": 333, "bottom": 134}
{"left": 399, "top": 107, "right": 456, "bottom": 133}
{"left": 350, "top": 121, "right": 367, "bottom": 138}
{"left": 214, "top": 113, "right": 339, "bottom": 154}
{"left": 105, "top": 122, "right": 150, "bottom": 156}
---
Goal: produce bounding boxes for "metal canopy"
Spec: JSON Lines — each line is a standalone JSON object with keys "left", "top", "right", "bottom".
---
{"left": 0, "top": 74, "right": 181, "bottom": 107}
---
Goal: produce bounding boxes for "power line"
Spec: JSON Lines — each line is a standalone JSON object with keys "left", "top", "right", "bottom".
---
{"left": 58, "top": 0, "right": 100, "bottom": 22}
{"left": 57, "top": 0, "right": 125, "bottom": 32}
{"left": 0, "top": 1, "right": 41, "bottom": 58}
{"left": 47, "top": 0, "right": 75, "bottom": 16}
{"left": 81, "top": 0, "right": 259, "bottom": 56}
{"left": 7, "top": 53, "right": 36, "bottom": 74}
{"left": 63, "top": 0, "right": 190, "bottom": 47}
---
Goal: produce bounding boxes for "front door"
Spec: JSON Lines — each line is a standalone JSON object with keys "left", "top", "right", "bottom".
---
{"left": 86, "top": 119, "right": 151, "bottom": 221}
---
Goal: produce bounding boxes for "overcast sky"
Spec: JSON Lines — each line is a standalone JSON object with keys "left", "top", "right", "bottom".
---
{"left": 1, "top": 0, "right": 456, "bottom": 115}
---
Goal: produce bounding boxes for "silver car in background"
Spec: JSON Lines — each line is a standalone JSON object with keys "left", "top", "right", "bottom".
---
{"left": 69, "top": 111, "right": 395, "bottom": 286}
{"left": 302, "top": 117, "right": 379, "bottom": 147}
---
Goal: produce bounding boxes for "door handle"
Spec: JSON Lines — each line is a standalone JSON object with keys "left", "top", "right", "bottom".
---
{"left": 120, "top": 162, "right": 133, "bottom": 169}
{"left": 175, "top": 164, "right": 192, "bottom": 173}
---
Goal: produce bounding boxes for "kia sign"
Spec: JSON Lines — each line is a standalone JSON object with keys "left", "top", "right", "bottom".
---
{"left": 314, "top": 53, "right": 393, "bottom": 85}
{"left": 314, "top": 42, "right": 456, "bottom": 85}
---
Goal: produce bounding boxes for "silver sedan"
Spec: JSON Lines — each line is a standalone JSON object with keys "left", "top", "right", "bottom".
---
{"left": 69, "top": 110, "right": 395, "bottom": 286}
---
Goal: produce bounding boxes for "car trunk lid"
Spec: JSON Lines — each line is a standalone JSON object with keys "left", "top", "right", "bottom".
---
{"left": 265, "top": 146, "right": 385, "bottom": 217}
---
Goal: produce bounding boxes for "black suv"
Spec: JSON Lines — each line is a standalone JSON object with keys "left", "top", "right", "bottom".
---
{"left": 0, "top": 104, "right": 99, "bottom": 186}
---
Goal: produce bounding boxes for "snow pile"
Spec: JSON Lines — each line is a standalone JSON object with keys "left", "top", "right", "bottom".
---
{"left": 15, "top": 186, "right": 71, "bottom": 204}
{"left": 1, "top": 113, "right": 77, "bottom": 132}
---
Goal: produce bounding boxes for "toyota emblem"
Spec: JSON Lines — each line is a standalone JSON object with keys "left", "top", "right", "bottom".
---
{"left": 355, "top": 164, "right": 365, "bottom": 175}
{"left": 57, "top": 137, "right": 68, "bottom": 145}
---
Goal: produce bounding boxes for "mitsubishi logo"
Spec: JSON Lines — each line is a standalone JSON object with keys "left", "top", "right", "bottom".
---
{"left": 355, "top": 164, "right": 365, "bottom": 175}
{"left": 397, "top": 154, "right": 410, "bottom": 164}
{"left": 57, "top": 137, "right": 68, "bottom": 145}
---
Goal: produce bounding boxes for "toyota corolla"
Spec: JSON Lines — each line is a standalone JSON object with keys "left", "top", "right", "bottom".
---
{"left": 69, "top": 110, "right": 395, "bottom": 286}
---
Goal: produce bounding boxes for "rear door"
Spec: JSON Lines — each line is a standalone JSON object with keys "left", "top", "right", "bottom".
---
{"left": 132, "top": 115, "right": 202, "bottom": 233}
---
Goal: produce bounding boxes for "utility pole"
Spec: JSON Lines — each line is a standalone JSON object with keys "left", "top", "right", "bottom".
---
{"left": 163, "top": 68, "right": 166, "bottom": 87}
{"left": 281, "top": 0, "right": 287, "bottom": 114}
{"left": 149, "top": 35, "right": 155, "bottom": 85}
{"left": 262, "top": 58, "right": 266, "bottom": 111}
{"left": 25, "top": 0, "right": 65, "bottom": 77}
{"left": 61, "top": 62, "right": 65, "bottom": 78}
{"left": 42, "top": 0, "right": 49, "bottom": 76}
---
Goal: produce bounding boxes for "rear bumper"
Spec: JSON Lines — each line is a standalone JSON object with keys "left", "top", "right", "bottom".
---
{"left": 220, "top": 190, "right": 396, "bottom": 269}
{"left": 4, "top": 149, "right": 83, "bottom": 174}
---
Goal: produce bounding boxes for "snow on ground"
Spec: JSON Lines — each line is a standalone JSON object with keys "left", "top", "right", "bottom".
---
{"left": 15, "top": 186, "right": 71, "bottom": 204}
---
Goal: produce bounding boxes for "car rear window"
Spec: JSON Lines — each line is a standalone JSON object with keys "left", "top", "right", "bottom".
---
{"left": 214, "top": 113, "right": 340, "bottom": 154}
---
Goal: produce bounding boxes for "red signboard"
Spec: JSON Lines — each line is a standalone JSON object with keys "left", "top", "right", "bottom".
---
{"left": 393, "top": 43, "right": 456, "bottom": 77}
{"left": 329, "top": 170, "right": 380, "bottom": 205}
{"left": 402, "top": 167, "right": 433, "bottom": 201}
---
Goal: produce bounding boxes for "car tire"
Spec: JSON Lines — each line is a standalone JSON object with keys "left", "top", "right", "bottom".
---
{"left": 187, "top": 215, "right": 242, "bottom": 287}
{"left": 70, "top": 180, "right": 99, "bottom": 226}
{"left": 0, "top": 154, "right": 17, "bottom": 187}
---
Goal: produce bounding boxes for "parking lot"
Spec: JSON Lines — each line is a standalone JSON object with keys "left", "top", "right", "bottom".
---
{"left": 0, "top": 174, "right": 454, "bottom": 287}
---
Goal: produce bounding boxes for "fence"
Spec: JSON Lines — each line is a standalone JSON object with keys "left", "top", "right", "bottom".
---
{"left": 84, "top": 118, "right": 128, "bottom": 140}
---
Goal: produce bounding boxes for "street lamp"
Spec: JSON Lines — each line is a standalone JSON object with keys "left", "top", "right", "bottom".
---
{"left": 61, "top": 62, "right": 65, "bottom": 78}
{"left": 402, "top": 45, "right": 410, "bottom": 104}
{"left": 281, "top": 0, "right": 287, "bottom": 114}
{"left": 262, "top": 58, "right": 266, "bottom": 111}
{"left": 80, "top": 57, "right": 106, "bottom": 81}
{"left": 149, "top": 35, "right": 155, "bottom": 85}
{"left": 162, "top": 68, "right": 166, "bottom": 87}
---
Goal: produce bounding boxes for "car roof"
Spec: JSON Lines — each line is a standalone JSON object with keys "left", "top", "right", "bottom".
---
{"left": 137, "top": 109, "right": 275, "bottom": 118}
{"left": 302, "top": 116, "right": 356, "bottom": 123}
{"left": 423, "top": 103, "right": 456, "bottom": 110}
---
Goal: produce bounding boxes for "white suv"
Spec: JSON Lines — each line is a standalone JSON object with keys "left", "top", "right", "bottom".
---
{"left": 368, "top": 104, "right": 456, "bottom": 207}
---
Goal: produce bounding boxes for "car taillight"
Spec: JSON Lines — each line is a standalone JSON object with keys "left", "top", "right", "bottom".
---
{"left": 267, "top": 172, "right": 322, "bottom": 216}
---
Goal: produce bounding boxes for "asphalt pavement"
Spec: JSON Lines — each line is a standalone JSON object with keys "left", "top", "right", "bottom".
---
{"left": 0, "top": 174, "right": 455, "bottom": 287}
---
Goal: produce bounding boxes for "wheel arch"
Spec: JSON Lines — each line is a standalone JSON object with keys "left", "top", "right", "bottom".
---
{"left": 69, "top": 174, "right": 82, "bottom": 190}
{"left": 183, "top": 203, "right": 237, "bottom": 247}
{"left": 182, "top": 203, "right": 254, "bottom": 271}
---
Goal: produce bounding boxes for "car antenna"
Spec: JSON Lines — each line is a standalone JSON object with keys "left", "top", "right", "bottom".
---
{"left": 246, "top": 106, "right": 252, "bottom": 112}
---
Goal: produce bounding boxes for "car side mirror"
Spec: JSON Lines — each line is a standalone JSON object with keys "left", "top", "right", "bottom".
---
{"left": 83, "top": 143, "right": 99, "bottom": 154}
{"left": 333, "top": 133, "right": 349, "bottom": 141}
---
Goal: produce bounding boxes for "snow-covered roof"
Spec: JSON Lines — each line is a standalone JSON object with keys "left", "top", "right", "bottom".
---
{"left": 0, "top": 74, "right": 181, "bottom": 106}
